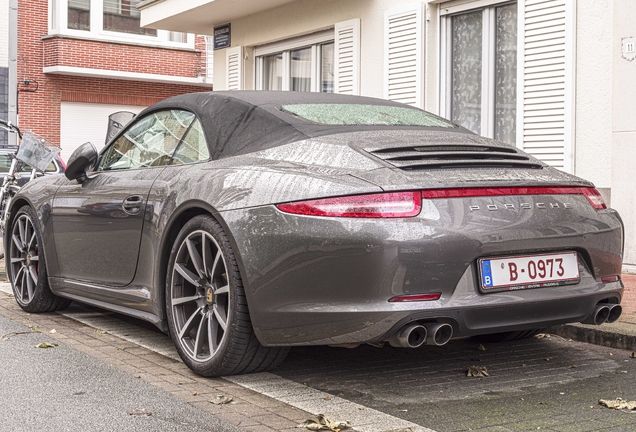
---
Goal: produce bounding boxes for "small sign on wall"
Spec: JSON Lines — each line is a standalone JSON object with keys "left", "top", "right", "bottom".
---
{"left": 214, "top": 24, "right": 231, "bottom": 50}
{"left": 622, "top": 36, "right": 635, "bottom": 61}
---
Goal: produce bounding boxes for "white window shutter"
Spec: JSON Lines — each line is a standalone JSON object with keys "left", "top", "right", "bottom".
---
{"left": 334, "top": 19, "right": 361, "bottom": 95}
{"left": 226, "top": 46, "right": 243, "bottom": 90}
{"left": 518, "top": 0, "right": 574, "bottom": 172}
{"left": 384, "top": 4, "right": 425, "bottom": 108}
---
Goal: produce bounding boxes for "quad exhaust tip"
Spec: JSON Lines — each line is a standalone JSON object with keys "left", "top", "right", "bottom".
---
{"left": 424, "top": 323, "right": 453, "bottom": 346}
{"left": 389, "top": 324, "right": 427, "bottom": 348}
{"left": 582, "top": 303, "right": 622, "bottom": 325}
{"left": 388, "top": 322, "right": 454, "bottom": 348}
{"left": 606, "top": 304, "right": 622, "bottom": 324}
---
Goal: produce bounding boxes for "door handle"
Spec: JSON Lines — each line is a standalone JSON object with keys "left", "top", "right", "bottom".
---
{"left": 122, "top": 195, "right": 143, "bottom": 214}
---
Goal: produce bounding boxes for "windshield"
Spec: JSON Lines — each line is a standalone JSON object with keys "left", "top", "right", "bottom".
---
{"left": 282, "top": 103, "right": 457, "bottom": 128}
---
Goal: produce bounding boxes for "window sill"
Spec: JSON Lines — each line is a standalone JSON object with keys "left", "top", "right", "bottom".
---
{"left": 42, "top": 33, "right": 199, "bottom": 53}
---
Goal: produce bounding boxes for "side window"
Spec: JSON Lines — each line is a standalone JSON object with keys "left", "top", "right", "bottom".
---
{"left": 170, "top": 119, "right": 210, "bottom": 165}
{"left": 99, "top": 110, "right": 195, "bottom": 171}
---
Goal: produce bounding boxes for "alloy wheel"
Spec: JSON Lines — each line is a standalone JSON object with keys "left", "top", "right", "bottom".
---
{"left": 10, "top": 214, "right": 40, "bottom": 304}
{"left": 170, "top": 230, "right": 230, "bottom": 362}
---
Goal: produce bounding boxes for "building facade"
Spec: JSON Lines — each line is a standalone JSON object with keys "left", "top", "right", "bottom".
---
{"left": 9, "top": 0, "right": 212, "bottom": 160}
{"left": 0, "top": 0, "right": 9, "bottom": 147}
{"left": 139, "top": 0, "right": 636, "bottom": 269}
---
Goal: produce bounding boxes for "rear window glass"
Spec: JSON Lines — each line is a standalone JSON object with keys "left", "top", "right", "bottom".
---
{"left": 282, "top": 104, "right": 457, "bottom": 128}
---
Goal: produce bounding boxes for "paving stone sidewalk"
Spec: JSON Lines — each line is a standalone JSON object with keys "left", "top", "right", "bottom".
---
{"left": 0, "top": 290, "right": 315, "bottom": 432}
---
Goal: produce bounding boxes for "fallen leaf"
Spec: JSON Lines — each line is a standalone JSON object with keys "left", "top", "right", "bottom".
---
{"left": 127, "top": 409, "right": 152, "bottom": 416}
{"left": 609, "top": 352, "right": 614, "bottom": 357}
{"left": 545, "top": 358, "right": 550, "bottom": 361}
{"left": 398, "top": 409, "right": 408, "bottom": 412}
{"left": 35, "top": 342, "right": 58, "bottom": 349}
{"left": 297, "top": 414, "right": 350, "bottom": 431}
{"left": 467, "top": 365, "right": 489, "bottom": 377}
{"left": 96, "top": 330, "right": 107, "bottom": 335}
{"left": 193, "top": 392, "right": 198, "bottom": 396}
{"left": 534, "top": 333, "right": 550, "bottom": 339}
{"left": 521, "top": 364, "right": 527, "bottom": 367}
{"left": 478, "top": 344, "right": 486, "bottom": 351}
{"left": 209, "top": 395, "right": 233, "bottom": 405}
{"left": 569, "top": 365, "right": 577, "bottom": 369}
{"left": 599, "top": 397, "right": 636, "bottom": 411}
{"left": 631, "top": 352, "right": 636, "bottom": 358}
{"left": 49, "top": 329, "right": 57, "bottom": 334}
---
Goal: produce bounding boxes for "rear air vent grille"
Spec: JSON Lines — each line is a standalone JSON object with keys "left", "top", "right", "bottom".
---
{"left": 366, "top": 145, "right": 544, "bottom": 170}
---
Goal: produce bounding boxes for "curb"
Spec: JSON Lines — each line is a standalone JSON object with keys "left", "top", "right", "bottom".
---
{"left": 547, "top": 322, "right": 636, "bottom": 352}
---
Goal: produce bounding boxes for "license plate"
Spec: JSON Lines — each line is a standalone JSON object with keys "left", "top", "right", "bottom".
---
{"left": 479, "top": 252, "right": 580, "bottom": 292}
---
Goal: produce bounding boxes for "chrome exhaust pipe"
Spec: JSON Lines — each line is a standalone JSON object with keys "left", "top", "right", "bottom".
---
{"left": 424, "top": 323, "right": 453, "bottom": 346}
{"left": 606, "top": 304, "right": 622, "bottom": 324}
{"left": 388, "top": 324, "right": 427, "bottom": 348}
{"left": 582, "top": 304, "right": 611, "bottom": 325}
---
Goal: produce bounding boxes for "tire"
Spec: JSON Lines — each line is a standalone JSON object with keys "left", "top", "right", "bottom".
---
{"left": 165, "top": 215, "right": 289, "bottom": 377}
{"left": 7, "top": 206, "right": 71, "bottom": 312}
{"left": 472, "top": 329, "right": 545, "bottom": 343}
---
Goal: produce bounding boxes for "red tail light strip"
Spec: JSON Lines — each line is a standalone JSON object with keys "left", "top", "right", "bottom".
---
{"left": 276, "top": 191, "right": 422, "bottom": 218}
{"left": 276, "top": 186, "right": 606, "bottom": 218}
{"left": 421, "top": 186, "right": 607, "bottom": 210}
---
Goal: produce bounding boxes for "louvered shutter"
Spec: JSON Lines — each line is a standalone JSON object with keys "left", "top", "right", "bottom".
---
{"left": 518, "top": 0, "right": 574, "bottom": 172}
{"left": 334, "top": 19, "right": 361, "bottom": 95}
{"left": 226, "top": 46, "right": 243, "bottom": 90}
{"left": 384, "top": 5, "right": 425, "bottom": 108}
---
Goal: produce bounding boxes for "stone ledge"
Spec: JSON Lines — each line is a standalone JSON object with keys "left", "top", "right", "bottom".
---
{"left": 547, "top": 322, "right": 636, "bottom": 351}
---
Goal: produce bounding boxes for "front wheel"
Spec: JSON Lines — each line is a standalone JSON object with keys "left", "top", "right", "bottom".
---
{"left": 8, "top": 206, "right": 71, "bottom": 312}
{"left": 165, "top": 215, "right": 289, "bottom": 376}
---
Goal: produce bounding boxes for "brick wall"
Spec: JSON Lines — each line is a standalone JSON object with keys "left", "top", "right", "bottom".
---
{"left": 18, "top": 0, "right": 211, "bottom": 145}
{"left": 0, "top": 67, "right": 7, "bottom": 147}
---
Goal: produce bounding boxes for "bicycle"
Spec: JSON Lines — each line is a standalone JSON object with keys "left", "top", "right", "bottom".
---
{"left": 0, "top": 119, "right": 62, "bottom": 260}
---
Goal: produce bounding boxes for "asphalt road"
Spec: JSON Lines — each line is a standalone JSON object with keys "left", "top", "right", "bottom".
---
{"left": 0, "top": 313, "right": 244, "bottom": 432}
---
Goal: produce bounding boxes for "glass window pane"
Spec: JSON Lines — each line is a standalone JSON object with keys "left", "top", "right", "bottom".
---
{"left": 68, "top": 0, "right": 90, "bottom": 31}
{"left": 451, "top": 11, "right": 483, "bottom": 135}
{"left": 99, "top": 110, "right": 195, "bottom": 170}
{"left": 168, "top": 32, "right": 187, "bottom": 43}
{"left": 171, "top": 120, "right": 210, "bottom": 165}
{"left": 321, "top": 43, "right": 334, "bottom": 93}
{"left": 103, "top": 0, "right": 157, "bottom": 36}
{"left": 282, "top": 104, "right": 457, "bottom": 127}
{"left": 495, "top": 4, "right": 518, "bottom": 145}
{"left": 291, "top": 47, "right": 312, "bottom": 92}
{"left": 263, "top": 53, "right": 283, "bottom": 91}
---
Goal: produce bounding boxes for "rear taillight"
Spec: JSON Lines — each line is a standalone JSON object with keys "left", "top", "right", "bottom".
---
{"left": 276, "top": 186, "right": 607, "bottom": 218}
{"left": 276, "top": 191, "right": 422, "bottom": 218}
{"left": 421, "top": 186, "right": 607, "bottom": 210}
{"left": 581, "top": 188, "right": 607, "bottom": 210}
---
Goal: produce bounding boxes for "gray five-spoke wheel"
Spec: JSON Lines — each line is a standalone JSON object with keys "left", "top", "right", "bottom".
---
{"left": 10, "top": 213, "right": 40, "bottom": 304}
{"left": 170, "top": 230, "right": 229, "bottom": 362}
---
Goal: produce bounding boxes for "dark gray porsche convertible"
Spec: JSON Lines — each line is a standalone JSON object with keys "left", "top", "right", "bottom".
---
{"left": 6, "top": 92, "right": 624, "bottom": 376}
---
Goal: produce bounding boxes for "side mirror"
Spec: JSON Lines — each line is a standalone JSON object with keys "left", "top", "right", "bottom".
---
{"left": 65, "top": 142, "right": 98, "bottom": 183}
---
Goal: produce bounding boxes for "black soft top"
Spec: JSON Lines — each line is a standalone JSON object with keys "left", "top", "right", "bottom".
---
{"left": 143, "top": 91, "right": 461, "bottom": 160}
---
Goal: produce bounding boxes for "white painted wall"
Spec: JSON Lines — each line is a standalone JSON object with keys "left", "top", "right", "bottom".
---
{"left": 574, "top": 0, "right": 613, "bottom": 190}
{"left": 211, "top": 0, "right": 425, "bottom": 101}
{"left": 60, "top": 102, "right": 143, "bottom": 163}
{"left": 612, "top": 0, "right": 636, "bottom": 266}
{"left": 0, "top": 0, "right": 8, "bottom": 67}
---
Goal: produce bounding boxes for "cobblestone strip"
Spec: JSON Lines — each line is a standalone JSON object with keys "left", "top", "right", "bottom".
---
{"left": 0, "top": 291, "right": 311, "bottom": 432}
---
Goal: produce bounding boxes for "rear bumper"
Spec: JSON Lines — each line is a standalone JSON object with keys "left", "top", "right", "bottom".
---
{"left": 220, "top": 196, "right": 624, "bottom": 346}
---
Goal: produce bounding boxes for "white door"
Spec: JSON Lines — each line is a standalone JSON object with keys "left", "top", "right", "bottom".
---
{"left": 60, "top": 102, "right": 144, "bottom": 163}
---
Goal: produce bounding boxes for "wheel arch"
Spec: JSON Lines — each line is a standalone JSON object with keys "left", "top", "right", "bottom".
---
{"left": 155, "top": 201, "right": 252, "bottom": 328}
{"left": 4, "top": 197, "right": 33, "bottom": 254}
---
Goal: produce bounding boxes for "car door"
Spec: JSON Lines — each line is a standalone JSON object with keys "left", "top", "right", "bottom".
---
{"left": 50, "top": 109, "right": 196, "bottom": 286}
